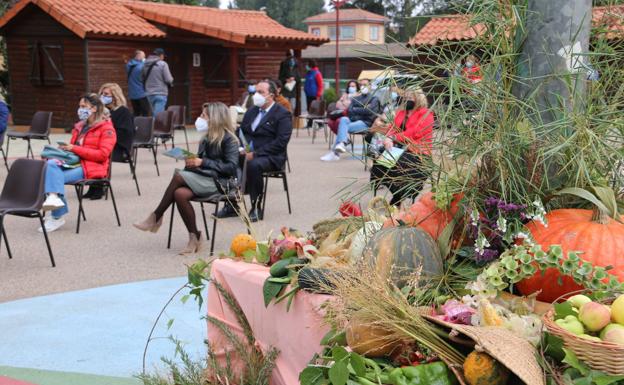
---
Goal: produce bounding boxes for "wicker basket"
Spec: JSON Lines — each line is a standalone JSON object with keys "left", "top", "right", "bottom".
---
{"left": 543, "top": 308, "right": 624, "bottom": 375}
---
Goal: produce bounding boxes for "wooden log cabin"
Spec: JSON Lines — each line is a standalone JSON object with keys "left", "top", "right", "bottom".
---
{"left": 0, "top": 0, "right": 328, "bottom": 127}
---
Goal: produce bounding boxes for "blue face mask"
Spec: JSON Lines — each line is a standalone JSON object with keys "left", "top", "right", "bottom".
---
{"left": 306, "top": 65, "right": 311, "bottom": 71}
{"left": 248, "top": 85, "right": 256, "bottom": 94}
{"left": 100, "top": 95, "right": 113, "bottom": 105}
{"left": 77, "top": 107, "right": 92, "bottom": 121}
{"left": 391, "top": 92, "right": 398, "bottom": 101}
{"left": 348, "top": 86, "right": 357, "bottom": 94}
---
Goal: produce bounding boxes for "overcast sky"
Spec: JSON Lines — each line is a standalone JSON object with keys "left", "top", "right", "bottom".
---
{"left": 218, "top": 0, "right": 331, "bottom": 9}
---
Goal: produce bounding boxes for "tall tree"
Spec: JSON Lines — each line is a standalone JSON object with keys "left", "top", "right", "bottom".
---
{"left": 230, "top": 0, "right": 324, "bottom": 31}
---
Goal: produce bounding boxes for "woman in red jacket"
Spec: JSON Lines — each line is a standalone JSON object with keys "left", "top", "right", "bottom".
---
{"left": 370, "top": 89, "right": 433, "bottom": 205}
{"left": 40, "top": 93, "right": 117, "bottom": 232}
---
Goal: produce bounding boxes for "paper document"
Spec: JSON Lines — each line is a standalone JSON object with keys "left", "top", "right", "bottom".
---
{"left": 163, "top": 147, "right": 197, "bottom": 160}
{"left": 375, "top": 146, "right": 405, "bottom": 169}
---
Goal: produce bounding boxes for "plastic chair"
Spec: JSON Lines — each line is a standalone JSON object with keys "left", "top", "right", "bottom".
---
{"left": 153, "top": 110, "right": 175, "bottom": 151}
{"left": 167, "top": 105, "right": 189, "bottom": 150}
{"left": 0, "top": 129, "right": 8, "bottom": 171}
{"left": 325, "top": 102, "right": 338, "bottom": 150}
{"left": 0, "top": 159, "right": 55, "bottom": 267}
{"left": 6, "top": 111, "right": 52, "bottom": 159}
{"left": 132, "top": 117, "right": 160, "bottom": 177}
{"left": 350, "top": 132, "right": 370, "bottom": 171}
{"left": 260, "top": 166, "right": 292, "bottom": 221}
{"left": 167, "top": 161, "right": 247, "bottom": 255}
{"left": 66, "top": 155, "right": 120, "bottom": 234}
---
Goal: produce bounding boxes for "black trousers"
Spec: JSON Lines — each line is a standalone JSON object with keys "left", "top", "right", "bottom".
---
{"left": 131, "top": 97, "right": 151, "bottom": 117}
{"left": 370, "top": 152, "right": 429, "bottom": 205}
{"left": 245, "top": 156, "right": 280, "bottom": 209}
{"left": 306, "top": 96, "right": 316, "bottom": 127}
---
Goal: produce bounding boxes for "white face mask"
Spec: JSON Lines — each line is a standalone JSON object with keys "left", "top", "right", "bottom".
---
{"left": 252, "top": 92, "right": 267, "bottom": 108}
{"left": 285, "top": 81, "right": 296, "bottom": 91}
{"left": 195, "top": 117, "right": 208, "bottom": 133}
{"left": 360, "top": 87, "right": 370, "bottom": 95}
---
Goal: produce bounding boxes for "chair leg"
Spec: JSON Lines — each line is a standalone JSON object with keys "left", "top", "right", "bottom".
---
{"left": 167, "top": 202, "right": 175, "bottom": 249}
{"left": 108, "top": 183, "right": 121, "bottom": 226}
{"left": 26, "top": 139, "right": 34, "bottom": 159}
{"left": 5, "top": 138, "right": 10, "bottom": 161}
{"left": 199, "top": 202, "right": 210, "bottom": 241}
{"left": 75, "top": 184, "right": 84, "bottom": 234}
{"left": 38, "top": 213, "right": 56, "bottom": 267}
{"left": 260, "top": 175, "right": 269, "bottom": 221}
{"left": 1, "top": 216, "right": 13, "bottom": 260}
{"left": 286, "top": 154, "right": 291, "bottom": 173}
{"left": 1, "top": 148, "right": 8, "bottom": 172}
{"left": 152, "top": 146, "right": 160, "bottom": 176}
{"left": 130, "top": 160, "right": 140, "bottom": 196}
{"left": 210, "top": 202, "right": 219, "bottom": 255}
{"left": 323, "top": 123, "right": 329, "bottom": 143}
{"left": 282, "top": 174, "right": 292, "bottom": 215}
{"left": 47, "top": 136, "right": 51, "bottom": 144}
{"left": 312, "top": 121, "right": 316, "bottom": 144}
{"left": 183, "top": 128, "right": 189, "bottom": 151}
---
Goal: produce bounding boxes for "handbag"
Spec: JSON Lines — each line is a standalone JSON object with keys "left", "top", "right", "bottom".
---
{"left": 328, "top": 109, "right": 345, "bottom": 120}
{"left": 41, "top": 145, "right": 80, "bottom": 165}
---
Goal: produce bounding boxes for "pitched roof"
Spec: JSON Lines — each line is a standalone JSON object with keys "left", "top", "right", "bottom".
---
{"left": 0, "top": 0, "right": 328, "bottom": 45}
{"left": 121, "top": 0, "right": 327, "bottom": 45}
{"left": 302, "top": 42, "right": 411, "bottom": 59}
{"left": 0, "top": 0, "right": 165, "bottom": 38}
{"left": 410, "top": 6, "right": 624, "bottom": 46}
{"left": 304, "top": 9, "right": 387, "bottom": 24}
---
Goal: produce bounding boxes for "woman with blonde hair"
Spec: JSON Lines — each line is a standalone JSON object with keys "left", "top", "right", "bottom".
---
{"left": 370, "top": 88, "right": 434, "bottom": 205}
{"left": 134, "top": 102, "right": 240, "bottom": 256}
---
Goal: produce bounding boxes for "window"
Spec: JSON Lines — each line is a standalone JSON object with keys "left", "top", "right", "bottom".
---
{"left": 311, "top": 28, "right": 321, "bottom": 36}
{"left": 328, "top": 25, "right": 355, "bottom": 41}
{"left": 322, "top": 63, "right": 347, "bottom": 79}
{"left": 29, "top": 41, "right": 64, "bottom": 86}
{"left": 203, "top": 47, "right": 246, "bottom": 88}
{"left": 370, "top": 26, "right": 379, "bottom": 41}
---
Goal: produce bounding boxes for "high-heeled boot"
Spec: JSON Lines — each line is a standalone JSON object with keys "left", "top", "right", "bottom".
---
{"left": 179, "top": 232, "right": 205, "bottom": 256}
{"left": 133, "top": 213, "right": 163, "bottom": 233}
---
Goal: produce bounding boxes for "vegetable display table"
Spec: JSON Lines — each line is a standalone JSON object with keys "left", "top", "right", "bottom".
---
{"left": 207, "top": 259, "right": 331, "bottom": 385}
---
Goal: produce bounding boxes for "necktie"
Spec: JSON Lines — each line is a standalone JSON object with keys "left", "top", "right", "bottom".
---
{"left": 252, "top": 109, "right": 265, "bottom": 132}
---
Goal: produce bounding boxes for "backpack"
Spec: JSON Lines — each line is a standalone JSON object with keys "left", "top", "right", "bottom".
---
{"left": 141, "top": 61, "right": 159, "bottom": 86}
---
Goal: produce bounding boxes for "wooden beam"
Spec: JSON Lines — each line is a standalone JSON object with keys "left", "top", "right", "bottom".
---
{"left": 294, "top": 48, "right": 302, "bottom": 117}
{"left": 229, "top": 46, "right": 239, "bottom": 106}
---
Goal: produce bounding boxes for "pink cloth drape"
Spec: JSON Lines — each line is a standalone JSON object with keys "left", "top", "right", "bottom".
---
{"left": 207, "top": 259, "right": 331, "bottom": 385}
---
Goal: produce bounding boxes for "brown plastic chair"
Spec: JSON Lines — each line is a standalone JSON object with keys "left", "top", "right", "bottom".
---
{"left": 260, "top": 165, "right": 292, "bottom": 221}
{"left": 167, "top": 105, "right": 189, "bottom": 150}
{"left": 300, "top": 100, "right": 325, "bottom": 139}
{"left": 0, "top": 129, "right": 8, "bottom": 171}
{"left": 166, "top": 160, "right": 248, "bottom": 256}
{"left": 132, "top": 116, "right": 160, "bottom": 177}
{"left": 6, "top": 111, "right": 52, "bottom": 159}
{"left": 66, "top": 154, "right": 120, "bottom": 234}
{"left": 153, "top": 110, "right": 175, "bottom": 151}
{"left": 0, "top": 158, "right": 55, "bottom": 267}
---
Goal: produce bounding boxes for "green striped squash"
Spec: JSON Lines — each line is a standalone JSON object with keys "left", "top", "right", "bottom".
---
{"left": 361, "top": 226, "right": 443, "bottom": 287}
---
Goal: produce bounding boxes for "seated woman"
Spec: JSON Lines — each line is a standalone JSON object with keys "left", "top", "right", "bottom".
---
{"left": 84, "top": 82, "right": 136, "bottom": 200}
{"left": 327, "top": 80, "right": 359, "bottom": 135}
{"left": 369, "top": 89, "right": 433, "bottom": 206}
{"left": 134, "top": 102, "right": 239, "bottom": 256}
{"left": 40, "top": 93, "right": 117, "bottom": 232}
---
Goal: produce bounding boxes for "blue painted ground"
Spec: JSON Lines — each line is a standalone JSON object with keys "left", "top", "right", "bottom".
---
{"left": 0, "top": 277, "right": 206, "bottom": 378}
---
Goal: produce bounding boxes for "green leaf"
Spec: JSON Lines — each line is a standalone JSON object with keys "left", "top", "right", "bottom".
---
{"left": 256, "top": 242, "right": 270, "bottom": 264}
{"left": 544, "top": 333, "right": 565, "bottom": 361}
{"left": 242, "top": 249, "right": 256, "bottom": 263}
{"left": 593, "top": 373, "right": 624, "bottom": 385}
{"left": 180, "top": 294, "right": 190, "bottom": 304}
{"left": 262, "top": 279, "right": 285, "bottom": 307}
{"left": 328, "top": 361, "right": 349, "bottom": 385}
{"left": 562, "top": 348, "right": 589, "bottom": 377}
{"left": 299, "top": 366, "right": 325, "bottom": 385}
{"left": 556, "top": 188, "right": 612, "bottom": 219}
{"left": 166, "top": 318, "right": 174, "bottom": 330}
{"left": 592, "top": 186, "right": 619, "bottom": 219}
{"left": 350, "top": 353, "right": 366, "bottom": 377}
{"left": 321, "top": 330, "right": 338, "bottom": 346}
{"left": 554, "top": 301, "right": 576, "bottom": 320}
{"left": 331, "top": 346, "right": 350, "bottom": 362}
{"left": 437, "top": 218, "right": 456, "bottom": 258}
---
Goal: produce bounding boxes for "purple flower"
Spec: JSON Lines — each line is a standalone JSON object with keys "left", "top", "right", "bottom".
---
{"left": 474, "top": 248, "right": 499, "bottom": 263}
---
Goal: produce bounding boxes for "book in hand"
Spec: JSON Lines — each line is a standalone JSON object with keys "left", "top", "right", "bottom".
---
{"left": 375, "top": 146, "right": 405, "bottom": 169}
{"left": 163, "top": 147, "right": 197, "bottom": 161}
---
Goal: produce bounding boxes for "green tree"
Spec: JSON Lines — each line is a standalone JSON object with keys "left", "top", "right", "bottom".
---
{"left": 230, "top": 0, "right": 324, "bottom": 31}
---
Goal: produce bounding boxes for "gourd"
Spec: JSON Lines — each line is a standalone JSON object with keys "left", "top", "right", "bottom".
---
{"left": 516, "top": 208, "right": 624, "bottom": 302}
{"left": 361, "top": 226, "right": 443, "bottom": 287}
{"left": 348, "top": 221, "right": 383, "bottom": 263}
{"left": 463, "top": 351, "right": 510, "bottom": 385}
{"left": 346, "top": 314, "right": 399, "bottom": 357}
{"left": 230, "top": 234, "right": 256, "bottom": 258}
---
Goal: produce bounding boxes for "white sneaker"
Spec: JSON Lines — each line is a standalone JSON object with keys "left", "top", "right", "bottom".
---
{"left": 38, "top": 217, "right": 66, "bottom": 233}
{"left": 334, "top": 142, "right": 347, "bottom": 154}
{"left": 42, "top": 195, "right": 65, "bottom": 211}
{"left": 320, "top": 152, "right": 340, "bottom": 162}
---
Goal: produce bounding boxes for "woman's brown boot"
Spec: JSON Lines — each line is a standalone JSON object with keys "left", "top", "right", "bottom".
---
{"left": 179, "top": 232, "right": 205, "bottom": 256}
{"left": 133, "top": 213, "right": 163, "bottom": 233}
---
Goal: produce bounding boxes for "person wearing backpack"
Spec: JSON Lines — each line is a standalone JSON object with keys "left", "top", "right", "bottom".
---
{"left": 126, "top": 50, "right": 150, "bottom": 117}
{"left": 142, "top": 48, "right": 174, "bottom": 115}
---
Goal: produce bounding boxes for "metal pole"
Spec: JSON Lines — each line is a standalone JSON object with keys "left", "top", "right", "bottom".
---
{"left": 335, "top": 2, "right": 341, "bottom": 93}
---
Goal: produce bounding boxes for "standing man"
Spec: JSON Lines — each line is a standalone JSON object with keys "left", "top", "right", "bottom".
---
{"left": 217, "top": 80, "right": 292, "bottom": 222}
{"left": 304, "top": 59, "right": 323, "bottom": 112}
{"left": 142, "top": 48, "right": 174, "bottom": 116}
{"left": 126, "top": 50, "right": 150, "bottom": 117}
{"left": 279, "top": 50, "right": 300, "bottom": 110}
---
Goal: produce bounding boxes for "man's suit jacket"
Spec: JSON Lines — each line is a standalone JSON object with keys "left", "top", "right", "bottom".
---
{"left": 239, "top": 103, "right": 292, "bottom": 168}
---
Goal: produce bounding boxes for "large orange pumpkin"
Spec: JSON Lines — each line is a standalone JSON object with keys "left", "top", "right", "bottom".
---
{"left": 517, "top": 209, "right": 624, "bottom": 302}
{"left": 383, "top": 192, "right": 462, "bottom": 240}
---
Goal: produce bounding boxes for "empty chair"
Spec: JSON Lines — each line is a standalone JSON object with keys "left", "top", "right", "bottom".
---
{"left": 6, "top": 111, "right": 52, "bottom": 159}
{"left": 167, "top": 105, "right": 189, "bottom": 150}
{"left": 0, "top": 159, "right": 55, "bottom": 267}
{"left": 260, "top": 167, "right": 291, "bottom": 221}
{"left": 153, "top": 110, "right": 175, "bottom": 150}
{"left": 132, "top": 116, "right": 160, "bottom": 177}
{"left": 297, "top": 100, "right": 324, "bottom": 138}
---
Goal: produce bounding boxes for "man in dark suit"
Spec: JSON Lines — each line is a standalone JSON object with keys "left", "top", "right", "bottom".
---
{"left": 217, "top": 80, "right": 293, "bottom": 222}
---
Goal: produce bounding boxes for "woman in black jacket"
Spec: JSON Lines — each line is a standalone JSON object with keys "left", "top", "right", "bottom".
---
{"left": 84, "top": 83, "right": 136, "bottom": 199}
{"left": 134, "top": 102, "right": 239, "bottom": 256}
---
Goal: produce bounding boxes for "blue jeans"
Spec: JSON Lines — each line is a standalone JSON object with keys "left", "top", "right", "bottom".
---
{"left": 147, "top": 95, "right": 168, "bottom": 115}
{"left": 335, "top": 117, "right": 369, "bottom": 146}
{"left": 45, "top": 160, "right": 84, "bottom": 219}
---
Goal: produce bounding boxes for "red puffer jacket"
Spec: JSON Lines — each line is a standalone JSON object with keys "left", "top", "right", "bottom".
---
{"left": 70, "top": 119, "right": 117, "bottom": 179}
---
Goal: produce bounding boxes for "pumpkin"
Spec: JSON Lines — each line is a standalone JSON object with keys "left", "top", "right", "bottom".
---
{"left": 463, "top": 351, "right": 510, "bottom": 385}
{"left": 383, "top": 192, "right": 462, "bottom": 240}
{"left": 348, "top": 221, "right": 383, "bottom": 263}
{"left": 516, "top": 209, "right": 624, "bottom": 303}
{"left": 230, "top": 234, "right": 257, "bottom": 258}
{"left": 361, "top": 226, "right": 443, "bottom": 287}
{"left": 346, "top": 314, "right": 400, "bottom": 357}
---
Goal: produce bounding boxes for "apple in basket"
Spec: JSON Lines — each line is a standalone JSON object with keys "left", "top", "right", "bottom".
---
{"left": 579, "top": 302, "right": 611, "bottom": 332}
{"left": 555, "top": 315, "right": 585, "bottom": 335}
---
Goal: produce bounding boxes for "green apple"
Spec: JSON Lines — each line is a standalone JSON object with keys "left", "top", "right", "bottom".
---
{"left": 603, "top": 328, "right": 624, "bottom": 345}
{"left": 555, "top": 315, "right": 585, "bottom": 335}
{"left": 579, "top": 333, "right": 602, "bottom": 342}
{"left": 567, "top": 294, "right": 592, "bottom": 309}
{"left": 600, "top": 323, "right": 624, "bottom": 339}
{"left": 579, "top": 302, "right": 611, "bottom": 332}
{"left": 611, "top": 294, "right": 624, "bottom": 325}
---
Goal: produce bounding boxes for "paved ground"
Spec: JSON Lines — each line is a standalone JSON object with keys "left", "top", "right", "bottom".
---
{"left": 0, "top": 127, "right": 373, "bottom": 302}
